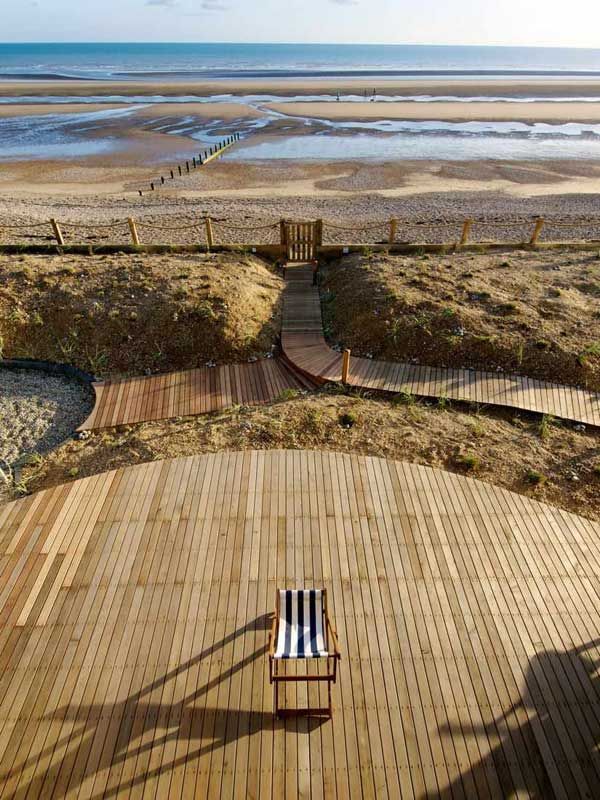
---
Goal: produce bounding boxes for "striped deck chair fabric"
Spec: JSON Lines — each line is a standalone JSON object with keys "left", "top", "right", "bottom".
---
{"left": 274, "top": 589, "right": 328, "bottom": 659}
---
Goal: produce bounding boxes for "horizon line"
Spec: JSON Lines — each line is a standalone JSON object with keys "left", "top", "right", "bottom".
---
{"left": 3, "top": 41, "right": 600, "bottom": 51}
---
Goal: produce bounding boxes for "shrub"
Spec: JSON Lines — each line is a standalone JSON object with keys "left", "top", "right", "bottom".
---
{"left": 525, "top": 469, "right": 547, "bottom": 486}
{"left": 392, "top": 390, "right": 416, "bottom": 406}
{"left": 338, "top": 412, "right": 357, "bottom": 428}
{"left": 538, "top": 414, "right": 556, "bottom": 441}
{"left": 278, "top": 388, "right": 299, "bottom": 402}
{"left": 455, "top": 453, "right": 480, "bottom": 471}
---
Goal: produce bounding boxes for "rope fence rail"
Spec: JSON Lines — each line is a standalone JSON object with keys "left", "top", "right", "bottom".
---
{"left": 1, "top": 214, "right": 600, "bottom": 250}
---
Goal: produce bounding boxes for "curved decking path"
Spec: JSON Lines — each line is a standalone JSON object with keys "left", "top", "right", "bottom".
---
{"left": 77, "top": 261, "right": 599, "bottom": 432}
{"left": 281, "top": 263, "right": 600, "bottom": 427}
{"left": 1, "top": 450, "right": 600, "bottom": 798}
{"left": 80, "top": 358, "right": 313, "bottom": 430}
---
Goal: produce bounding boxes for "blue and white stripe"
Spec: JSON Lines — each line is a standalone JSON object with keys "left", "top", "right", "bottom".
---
{"left": 275, "top": 589, "right": 328, "bottom": 659}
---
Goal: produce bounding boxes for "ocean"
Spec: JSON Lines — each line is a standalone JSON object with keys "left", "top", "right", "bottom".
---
{"left": 3, "top": 43, "right": 600, "bottom": 164}
{"left": 2, "top": 42, "right": 600, "bottom": 80}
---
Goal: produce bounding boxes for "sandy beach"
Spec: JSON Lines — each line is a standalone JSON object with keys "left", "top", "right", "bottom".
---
{"left": 5, "top": 76, "right": 600, "bottom": 97}
{"left": 2, "top": 75, "right": 600, "bottom": 206}
{"left": 266, "top": 100, "right": 600, "bottom": 124}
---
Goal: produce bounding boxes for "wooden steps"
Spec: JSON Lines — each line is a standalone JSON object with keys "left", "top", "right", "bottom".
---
{"left": 80, "top": 358, "right": 314, "bottom": 431}
{"left": 1, "top": 450, "right": 600, "bottom": 798}
{"left": 281, "top": 262, "right": 600, "bottom": 427}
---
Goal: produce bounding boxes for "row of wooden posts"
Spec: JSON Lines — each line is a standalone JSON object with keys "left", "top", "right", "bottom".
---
{"left": 48, "top": 216, "right": 219, "bottom": 248}
{"left": 47, "top": 214, "right": 546, "bottom": 248}
{"left": 140, "top": 132, "right": 241, "bottom": 196}
{"left": 388, "top": 217, "right": 546, "bottom": 247}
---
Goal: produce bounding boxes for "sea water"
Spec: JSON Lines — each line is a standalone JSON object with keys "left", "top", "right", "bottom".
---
{"left": 3, "top": 43, "right": 600, "bottom": 162}
{"left": 2, "top": 42, "right": 600, "bottom": 80}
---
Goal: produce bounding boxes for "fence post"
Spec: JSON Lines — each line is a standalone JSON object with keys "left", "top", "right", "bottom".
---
{"left": 128, "top": 217, "right": 140, "bottom": 246}
{"left": 342, "top": 349, "right": 351, "bottom": 385}
{"left": 178, "top": 165, "right": 182, "bottom": 176}
{"left": 280, "top": 219, "right": 287, "bottom": 249}
{"left": 50, "top": 218, "right": 64, "bottom": 246}
{"left": 150, "top": 182, "right": 155, "bottom": 191}
{"left": 186, "top": 161, "right": 190, "bottom": 172}
{"left": 170, "top": 170, "right": 174, "bottom": 179}
{"left": 460, "top": 219, "right": 473, "bottom": 246}
{"left": 530, "top": 217, "right": 544, "bottom": 246}
{"left": 316, "top": 218, "right": 323, "bottom": 246}
{"left": 161, "top": 176, "right": 165, "bottom": 185}
{"left": 389, "top": 218, "right": 398, "bottom": 245}
{"left": 205, "top": 216, "right": 214, "bottom": 250}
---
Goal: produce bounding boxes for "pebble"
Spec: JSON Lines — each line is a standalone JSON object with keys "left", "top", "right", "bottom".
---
{"left": 0, "top": 369, "right": 94, "bottom": 468}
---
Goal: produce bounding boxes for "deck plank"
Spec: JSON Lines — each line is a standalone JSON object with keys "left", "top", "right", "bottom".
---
{"left": 78, "top": 359, "right": 313, "bottom": 431}
{"left": 2, "top": 451, "right": 600, "bottom": 797}
{"left": 280, "top": 263, "right": 600, "bottom": 427}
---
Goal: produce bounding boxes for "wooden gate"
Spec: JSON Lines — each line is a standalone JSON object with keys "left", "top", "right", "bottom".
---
{"left": 282, "top": 220, "right": 321, "bottom": 261}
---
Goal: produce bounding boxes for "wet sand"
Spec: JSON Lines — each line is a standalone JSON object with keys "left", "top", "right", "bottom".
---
{"left": 0, "top": 101, "right": 263, "bottom": 119}
{"left": 267, "top": 100, "right": 600, "bottom": 124}
{"left": 2, "top": 77, "right": 600, "bottom": 201}
{"left": 5, "top": 77, "right": 600, "bottom": 98}
{"left": 0, "top": 103, "right": 128, "bottom": 117}
{"left": 3, "top": 157, "right": 600, "bottom": 201}
{"left": 5, "top": 97, "right": 600, "bottom": 125}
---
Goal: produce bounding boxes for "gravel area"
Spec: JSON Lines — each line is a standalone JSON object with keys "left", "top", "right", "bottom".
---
{"left": 2, "top": 191, "right": 600, "bottom": 247}
{"left": 0, "top": 368, "right": 94, "bottom": 471}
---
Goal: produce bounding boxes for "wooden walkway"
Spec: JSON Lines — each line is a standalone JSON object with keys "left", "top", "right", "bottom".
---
{"left": 80, "top": 358, "right": 313, "bottom": 430}
{"left": 281, "top": 263, "right": 600, "bottom": 427}
{"left": 1, "top": 450, "right": 600, "bottom": 798}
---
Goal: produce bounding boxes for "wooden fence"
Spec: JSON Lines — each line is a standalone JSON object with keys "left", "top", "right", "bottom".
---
{"left": 2, "top": 215, "right": 600, "bottom": 259}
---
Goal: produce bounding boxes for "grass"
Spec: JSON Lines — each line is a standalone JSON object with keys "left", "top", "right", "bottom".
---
{"left": 538, "top": 414, "right": 558, "bottom": 441}
{"left": 525, "top": 468, "right": 548, "bottom": 486}
{"left": 454, "top": 453, "right": 480, "bottom": 472}
{"left": 577, "top": 340, "right": 600, "bottom": 366}
{"left": 0, "top": 252, "right": 283, "bottom": 377}
{"left": 278, "top": 388, "right": 299, "bottom": 402}
{"left": 392, "top": 390, "right": 416, "bottom": 406}
{"left": 321, "top": 250, "right": 600, "bottom": 393}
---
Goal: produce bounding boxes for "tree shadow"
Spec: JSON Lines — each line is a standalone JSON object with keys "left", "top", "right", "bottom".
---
{"left": 424, "top": 639, "right": 600, "bottom": 799}
{"left": 4, "top": 612, "right": 325, "bottom": 799}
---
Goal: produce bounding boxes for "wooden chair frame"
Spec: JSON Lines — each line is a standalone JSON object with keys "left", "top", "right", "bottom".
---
{"left": 268, "top": 588, "right": 341, "bottom": 717}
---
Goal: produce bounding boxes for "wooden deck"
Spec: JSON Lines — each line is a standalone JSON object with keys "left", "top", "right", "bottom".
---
{"left": 1, "top": 449, "right": 600, "bottom": 798}
{"left": 80, "top": 358, "right": 313, "bottom": 430}
{"left": 281, "top": 263, "right": 600, "bottom": 427}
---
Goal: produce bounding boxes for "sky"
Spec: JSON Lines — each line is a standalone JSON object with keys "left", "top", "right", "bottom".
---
{"left": 2, "top": 0, "right": 600, "bottom": 48}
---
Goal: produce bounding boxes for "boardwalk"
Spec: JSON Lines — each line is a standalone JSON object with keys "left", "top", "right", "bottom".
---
{"left": 1, "top": 450, "right": 600, "bottom": 798}
{"left": 282, "top": 263, "right": 600, "bottom": 427}
{"left": 80, "top": 358, "right": 313, "bottom": 430}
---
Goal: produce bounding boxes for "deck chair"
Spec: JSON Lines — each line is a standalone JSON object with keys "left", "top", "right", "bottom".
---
{"left": 269, "top": 588, "right": 341, "bottom": 717}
